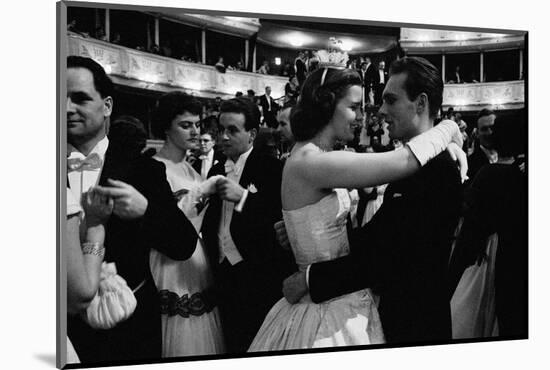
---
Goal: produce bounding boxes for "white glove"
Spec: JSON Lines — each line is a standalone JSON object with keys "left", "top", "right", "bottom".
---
{"left": 406, "top": 119, "right": 461, "bottom": 166}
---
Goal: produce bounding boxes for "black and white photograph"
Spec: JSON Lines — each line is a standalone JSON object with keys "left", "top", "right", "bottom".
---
{"left": 6, "top": 0, "right": 548, "bottom": 369}
{"left": 56, "top": 0, "right": 531, "bottom": 368}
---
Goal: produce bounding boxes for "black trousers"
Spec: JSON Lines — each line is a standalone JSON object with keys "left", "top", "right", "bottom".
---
{"left": 216, "top": 258, "right": 282, "bottom": 353}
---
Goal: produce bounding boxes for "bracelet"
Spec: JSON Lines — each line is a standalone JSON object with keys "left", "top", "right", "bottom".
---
{"left": 82, "top": 242, "right": 105, "bottom": 259}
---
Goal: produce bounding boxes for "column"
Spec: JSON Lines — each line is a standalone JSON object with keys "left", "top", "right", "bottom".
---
{"left": 441, "top": 54, "right": 446, "bottom": 83}
{"left": 519, "top": 49, "right": 523, "bottom": 79}
{"left": 479, "top": 52, "right": 485, "bottom": 82}
{"left": 154, "top": 17, "right": 160, "bottom": 46}
{"left": 252, "top": 44, "right": 257, "bottom": 73}
{"left": 105, "top": 9, "right": 110, "bottom": 41}
{"left": 201, "top": 29, "right": 206, "bottom": 64}
{"left": 245, "top": 39, "right": 249, "bottom": 70}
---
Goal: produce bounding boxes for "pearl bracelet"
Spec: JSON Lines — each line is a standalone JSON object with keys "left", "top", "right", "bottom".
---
{"left": 82, "top": 242, "right": 105, "bottom": 259}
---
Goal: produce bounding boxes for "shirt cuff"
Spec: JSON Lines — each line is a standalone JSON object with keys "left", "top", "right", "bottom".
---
{"left": 305, "top": 264, "right": 311, "bottom": 289}
{"left": 234, "top": 189, "right": 249, "bottom": 213}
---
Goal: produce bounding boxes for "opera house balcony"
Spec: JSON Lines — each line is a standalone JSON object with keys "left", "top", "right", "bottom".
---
{"left": 67, "top": 33, "right": 289, "bottom": 100}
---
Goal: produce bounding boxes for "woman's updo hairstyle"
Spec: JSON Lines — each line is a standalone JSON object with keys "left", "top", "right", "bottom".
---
{"left": 290, "top": 67, "right": 362, "bottom": 141}
{"left": 151, "top": 91, "right": 202, "bottom": 140}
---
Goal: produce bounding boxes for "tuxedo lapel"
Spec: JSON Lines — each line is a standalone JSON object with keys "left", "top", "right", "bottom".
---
{"left": 99, "top": 150, "right": 132, "bottom": 186}
{"left": 238, "top": 148, "right": 257, "bottom": 188}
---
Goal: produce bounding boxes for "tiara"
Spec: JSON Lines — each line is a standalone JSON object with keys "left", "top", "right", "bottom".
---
{"left": 317, "top": 38, "right": 349, "bottom": 85}
{"left": 316, "top": 37, "right": 349, "bottom": 69}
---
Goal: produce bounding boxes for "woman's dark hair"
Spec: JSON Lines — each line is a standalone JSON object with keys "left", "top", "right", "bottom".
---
{"left": 492, "top": 113, "right": 525, "bottom": 158}
{"left": 107, "top": 115, "right": 147, "bottom": 159}
{"left": 290, "top": 67, "right": 362, "bottom": 141}
{"left": 152, "top": 91, "right": 202, "bottom": 139}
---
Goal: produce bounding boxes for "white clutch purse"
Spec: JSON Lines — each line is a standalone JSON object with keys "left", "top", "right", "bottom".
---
{"left": 82, "top": 262, "right": 137, "bottom": 330}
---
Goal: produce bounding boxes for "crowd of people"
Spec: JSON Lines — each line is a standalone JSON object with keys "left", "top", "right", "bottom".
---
{"left": 64, "top": 50, "right": 526, "bottom": 366}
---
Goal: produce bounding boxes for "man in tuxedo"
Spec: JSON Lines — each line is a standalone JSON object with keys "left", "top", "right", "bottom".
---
{"left": 259, "top": 86, "right": 279, "bottom": 128}
{"left": 66, "top": 56, "right": 198, "bottom": 364}
{"left": 202, "top": 97, "right": 293, "bottom": 353}
{"left": 374, "top": 60, "right": 389, "bottom": 106}
{"left": 467, "top": 108, "right": 498, "bottom": 182}
{"left": 192, "top": 126, "right": 225, "bottom": 179}
{"left": 283, "top": 57, "right": 463, "bottom": 344}
{"left": 359, "top": 57, "right": 377, "bottom": 104}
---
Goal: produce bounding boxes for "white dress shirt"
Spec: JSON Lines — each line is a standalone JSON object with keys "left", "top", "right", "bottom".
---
{"left": 218, "top": 147, "right": 253, "bottom": 265}
{"left": 378, "top": 69, "right": 385, "bottom": 84}
{"left": 200, "top": 149, "right": 215, "bottom": 179}
{"left": 67, "top": 136, "right": 109, "bottom": 204}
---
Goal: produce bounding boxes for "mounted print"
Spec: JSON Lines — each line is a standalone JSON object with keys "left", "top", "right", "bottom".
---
{"left": 57, "top": 0, "right": 527, "bottom": 368}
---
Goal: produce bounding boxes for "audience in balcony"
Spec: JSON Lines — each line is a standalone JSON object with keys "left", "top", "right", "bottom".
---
{"left": 258, "top": 60, "right": 270, "bottom": 75}
{"left": 161, "top": 40, "right": 173, "bottom": 58}
{"left": 95, "top": 27, "right": 108, "bottom": 42}
{"left": 111, "top": 32, "right": 122, "bottom": 45}
{"left": 234, "top": 61, "right": 244, "bottom": 71}
{"left": 215, "top": 57, "right": 226, "bottom": 73}
{"left": 281, "top": 61, "right": 293, "bottom": 77}
{"left": 149, "top": 44, "right": 162, "bottom": 55}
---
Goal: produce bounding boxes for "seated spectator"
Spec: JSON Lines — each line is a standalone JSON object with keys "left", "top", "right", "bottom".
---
{"left": 258, "top": 60, "right": 270, "bottom": 75}
{"left": 95, "top": 27, "right": 107, "bottom": 41}
{"left": 161, "top": 40, "right": 173, "bottom": 58}
{"left": 215, "top": 57, "right": 226, "bottom": 73}
{"left": 150, "top": 44, "right": 162, "bottom": 55}
{"left": 281, "top": 61, "right": 293, "bottom": 77}
{"left": 111, "top": 32, "right": 121, "bottom": 45}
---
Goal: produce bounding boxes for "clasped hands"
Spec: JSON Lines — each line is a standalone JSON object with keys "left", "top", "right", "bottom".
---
{"left": 201, "top": 175, "right": 245, "bottom": 203}
{"left": 91, "top": 179, "right": 148, "bottom": 220}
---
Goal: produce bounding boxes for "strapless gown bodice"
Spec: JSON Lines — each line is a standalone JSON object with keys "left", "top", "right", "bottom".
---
{"left": 283, "top": 189, "right": 351, "bottom": 269}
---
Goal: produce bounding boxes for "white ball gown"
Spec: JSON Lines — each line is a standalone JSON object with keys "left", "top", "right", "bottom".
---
{"left": 150, "top": 158, "right": 225, "bottom": 357}
{"left": 249, "top": 189, "right": 385, "bottom": 351}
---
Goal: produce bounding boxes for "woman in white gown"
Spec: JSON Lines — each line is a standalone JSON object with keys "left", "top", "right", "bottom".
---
{"left": 149, "top": 92, "right": 225, "bottom": 357}
{"left": 249, "top": 52, "right": 465, "bottom": 351}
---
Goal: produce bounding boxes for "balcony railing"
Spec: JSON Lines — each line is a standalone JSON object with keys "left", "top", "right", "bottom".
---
{"left": 67, "top": 33, "right": 524, "bottom": 110}
{"left": 442, "top": 80, "right": 524, "bottom": 111}
{"left": 67, "top": 33, "right": 288, "bottom": 100}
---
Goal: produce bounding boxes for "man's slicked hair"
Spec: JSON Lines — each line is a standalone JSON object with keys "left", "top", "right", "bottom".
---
{"left": 389, "top": 56, "right": 443, "bottom": 119}
{"left": 219, "top": 97, "right": 261, "bottom": 131}
{"left": 67, "top": 56, "right": 114, "bottom": 98}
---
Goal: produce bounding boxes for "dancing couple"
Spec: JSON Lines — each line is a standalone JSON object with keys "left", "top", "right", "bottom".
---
{"left": 249, "top": 55, "right": 466, "bottom": 350}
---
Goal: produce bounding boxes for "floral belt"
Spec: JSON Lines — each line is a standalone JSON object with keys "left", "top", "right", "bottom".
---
{"left": 159, "top": 289, "right": 216, "bottom": 318}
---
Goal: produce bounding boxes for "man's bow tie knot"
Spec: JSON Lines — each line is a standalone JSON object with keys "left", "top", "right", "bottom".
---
{"left": 67, "top": 153, "right": 103, "bottom": 171}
